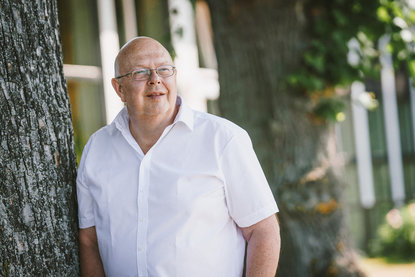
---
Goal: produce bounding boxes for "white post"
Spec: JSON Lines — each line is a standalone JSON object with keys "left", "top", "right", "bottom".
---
{"left": 351, "top": 82, "right": 376, "bottom": 208}
{"left": 122, "top": 0, "right": 138, "bottom": 40}
{"left": 379, "top": 35, "right": 406, "bottom": 206}
{"left": 195, "top": 1, "right": 217, "bottom": 69}
{"left": 168, "top": 0, "right": 219, "bottom": 111}
{"left": 97, "top": 0, "right": 124, "bottom": 124}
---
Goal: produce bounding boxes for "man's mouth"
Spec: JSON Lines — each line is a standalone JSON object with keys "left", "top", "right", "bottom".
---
{"left": 146, "top": 92, "right": 165, "bottom": 98}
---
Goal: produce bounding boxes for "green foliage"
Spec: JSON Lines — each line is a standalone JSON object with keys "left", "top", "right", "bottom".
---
{"left": 312, "top": 98, "right": 346, "bottom": 122}
{"left": 377, "top": 0, "right": 415, "bottom": 70}
{"left": 369, "top": 203, "right": 415, "bottom": 261}
{"left": 288, "top": 0, "right": 415, "bottom": 122}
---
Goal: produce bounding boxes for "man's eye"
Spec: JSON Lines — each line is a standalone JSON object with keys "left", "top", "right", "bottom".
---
{"left": 134, "top": 69, "right": 148, "bottom": 75}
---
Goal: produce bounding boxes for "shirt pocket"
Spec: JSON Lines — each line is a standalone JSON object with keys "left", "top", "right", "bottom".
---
{"left": 177, "top": 174, "right": 226, "bottom": 208}
{"left": 176, "top": 175, "right": 230, "bottom": 246}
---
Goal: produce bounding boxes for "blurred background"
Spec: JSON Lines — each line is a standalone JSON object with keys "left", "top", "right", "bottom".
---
{"left": 57, "top": 0, "right": 415, "bottom": 275}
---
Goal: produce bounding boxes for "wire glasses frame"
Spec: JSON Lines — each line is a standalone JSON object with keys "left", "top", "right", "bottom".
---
{"left": 115, "top": 65, "right": 176, "bottom": 81}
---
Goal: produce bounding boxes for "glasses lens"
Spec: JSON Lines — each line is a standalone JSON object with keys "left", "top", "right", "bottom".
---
{"left": 130, "top": 66, "right": 174, "bottom": 80}
{"left": 132, "top": 69, "right": 150, "bottom": 80}
{"left": 157, "top": 65, "right": 174, "bottom": 77}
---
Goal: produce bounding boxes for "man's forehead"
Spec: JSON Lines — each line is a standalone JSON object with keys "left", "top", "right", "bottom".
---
{"left": 131, "top": 47, "right": 169, "bottom": 59}
{"left": 118, "top": 41, "right": 172, "bottom": 67}
{"left": 122, "top": 38, "right": 169, "bottom": 57}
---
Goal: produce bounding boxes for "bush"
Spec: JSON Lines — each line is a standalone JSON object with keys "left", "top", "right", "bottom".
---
{"left": 369, "top": 202, "right": 415, "bottom": 261}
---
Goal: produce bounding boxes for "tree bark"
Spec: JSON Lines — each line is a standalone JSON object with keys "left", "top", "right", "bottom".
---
{"left": 206, "top": 0, "right": 364, "bottom": 276}
{"left": 0, "top": 0, "right": 79, "bottom": 275}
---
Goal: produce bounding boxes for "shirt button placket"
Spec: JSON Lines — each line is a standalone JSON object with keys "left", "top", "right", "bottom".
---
{"left": 137, "top": 152, "right": 151, "bottom": 277}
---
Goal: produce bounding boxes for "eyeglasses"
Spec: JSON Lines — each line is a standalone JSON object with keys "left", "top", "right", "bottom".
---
{"left": 115, "top": 65, "right": 176, "bottom": 81}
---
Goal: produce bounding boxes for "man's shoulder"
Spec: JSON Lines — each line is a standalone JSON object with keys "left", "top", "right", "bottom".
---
{"left": 78, "top": 122, "right": 125, "bottom": 168}
{"left": 93, "top": 122, "right": 118, "bottom": 138}
{"left": 192, "top": 110, "right": 247, "bottom": 138}
{"left": 84, "top": 122, "right": 120, "bottom": 150}
{"left": 88, "top": 107, "right": 128, "bottom": 142}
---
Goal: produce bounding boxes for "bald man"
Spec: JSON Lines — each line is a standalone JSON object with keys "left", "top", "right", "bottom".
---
{"left": 77, "top": 37, "right": 280, "bottom": 277}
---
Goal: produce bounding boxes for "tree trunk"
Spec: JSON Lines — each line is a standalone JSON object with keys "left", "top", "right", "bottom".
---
{"left": 206, "top": 0, "right": 364, "bottom": 276}
{"left": 0, "top": 0, "right": 79, "bottom": 275}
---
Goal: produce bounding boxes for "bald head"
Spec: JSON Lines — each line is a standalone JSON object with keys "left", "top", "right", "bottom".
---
{"left": 114, "top": 37, "right": 173, "bottom": 77}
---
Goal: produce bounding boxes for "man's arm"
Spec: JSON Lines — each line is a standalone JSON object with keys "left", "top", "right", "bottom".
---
{"left": 79, "top": 226, "right": 105, "bottom": 277}
{"left": 241, "top": 214, "right": 281, "bottom": 277}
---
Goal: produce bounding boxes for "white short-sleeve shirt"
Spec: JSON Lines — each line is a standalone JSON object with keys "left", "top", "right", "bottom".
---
{"left": 77, "top": 98, "right": 278, "bottom": 277}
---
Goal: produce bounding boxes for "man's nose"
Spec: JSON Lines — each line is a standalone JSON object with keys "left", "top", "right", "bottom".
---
{"left": 148, "top": 69, "right": 161, "bottom": 85}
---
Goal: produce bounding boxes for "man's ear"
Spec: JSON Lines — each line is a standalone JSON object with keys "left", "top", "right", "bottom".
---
{"left": 111, "top": 78, "right": 126, "bottom": 102}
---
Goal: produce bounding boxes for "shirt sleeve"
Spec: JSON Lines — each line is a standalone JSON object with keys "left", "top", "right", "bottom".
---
{"left": 220, "top": 130, "right": 278, "bottom": 228}
{"left": 76, "top": 137, "right": 96, "bottom": 229}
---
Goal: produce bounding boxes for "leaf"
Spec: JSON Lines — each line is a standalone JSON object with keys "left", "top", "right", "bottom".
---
{"left": 333, "top": 10, "right": 347, "bottom": 26}
{"left": 377, "top": 6, "right": 391, "bottom": 22}
{"left": 408, "top": 60, "right": 415, "bottom": 79}
{"left": 312, "top": 98, "right": 346, "bottom": 121}
{"left": 304, "top": 52, "right": 325, "bottom": 73}
{"left": 408, "top": 11, "right": 415, "bottom": 23}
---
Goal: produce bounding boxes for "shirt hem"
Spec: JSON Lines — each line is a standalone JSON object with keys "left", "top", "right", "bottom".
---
{"left": 236, "top": 204, "right": 279, "bottom": 228}
{"left": 79, "top": 219, "right": 95, "bottom": 229}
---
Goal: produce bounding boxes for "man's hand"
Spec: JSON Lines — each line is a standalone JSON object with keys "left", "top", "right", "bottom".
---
{"left": 79, "top": 227, "right": 105, "bottom": 277}
{"left": 241, "top": 215, "right": 281, "bottom": 277}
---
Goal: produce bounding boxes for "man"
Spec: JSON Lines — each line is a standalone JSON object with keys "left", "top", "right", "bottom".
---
{"left": 77, "top": 37, "right": 280, "bottom": 277}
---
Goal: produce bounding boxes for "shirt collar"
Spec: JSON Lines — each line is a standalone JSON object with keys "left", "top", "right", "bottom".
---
{"left": 113, "top": 96, "right": 194, "bottom": 133}
{"left": 173, "top": 96, "right": 194, "bottom": 131}
{"left": 113, "top": 106, "right": 129, "bottom": 134}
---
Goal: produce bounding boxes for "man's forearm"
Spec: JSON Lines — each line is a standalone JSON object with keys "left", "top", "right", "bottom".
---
{"left": 79, "top": 227, "right": 105, "bottom": 277}
{"left": 244, "top": 217, "right": 281, "bottom": 277}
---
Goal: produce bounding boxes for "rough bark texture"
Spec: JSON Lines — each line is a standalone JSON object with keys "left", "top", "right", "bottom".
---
{"left": 206, "top": 0, "right": 364, "bottom": 276}
{"left": 0, "top": 0, "right": 79, "bottom": 275}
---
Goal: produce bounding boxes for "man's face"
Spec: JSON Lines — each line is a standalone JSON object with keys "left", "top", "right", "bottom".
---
{"left": 113, "top": 39, "right": 177, "bottom": 119}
